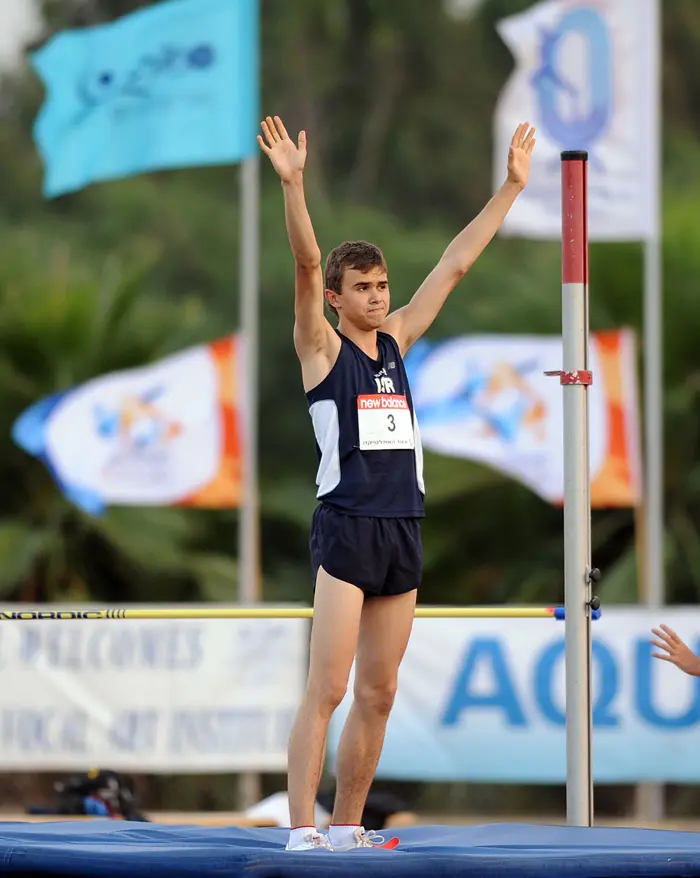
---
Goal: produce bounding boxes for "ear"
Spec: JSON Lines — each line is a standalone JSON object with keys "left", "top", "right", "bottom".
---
{"left": 325, "top": 288, "right": 341, "bottom": 311}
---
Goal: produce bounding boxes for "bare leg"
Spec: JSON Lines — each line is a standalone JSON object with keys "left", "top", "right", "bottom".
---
{"left": 331, "top": 589, "right": 416, "bottom": 825}
{"left": 287, "top": 567, "right": 364, "bottom": 828}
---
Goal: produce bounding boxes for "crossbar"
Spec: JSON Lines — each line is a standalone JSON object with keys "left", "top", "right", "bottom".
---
{"left": 0, "top": 606, "right": 602, "bottom": 621}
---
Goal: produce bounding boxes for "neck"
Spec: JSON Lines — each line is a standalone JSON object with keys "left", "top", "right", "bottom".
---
{"left": 337, "top": 321, "right": 379, "bottom": 358}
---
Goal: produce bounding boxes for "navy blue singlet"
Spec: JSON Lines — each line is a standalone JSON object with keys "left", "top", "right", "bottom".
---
{"left": 306, "top": 330, "right": 424, "bottom": 518}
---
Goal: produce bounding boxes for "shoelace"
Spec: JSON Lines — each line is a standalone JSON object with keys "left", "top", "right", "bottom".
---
{"left": 354, "top": 829, "right": 386, "bottom": 847}
{"left": 306, "top": 832, "right": 333, "bottom": 849}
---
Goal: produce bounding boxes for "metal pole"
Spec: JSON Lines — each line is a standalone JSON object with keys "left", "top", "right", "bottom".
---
{"left": 643, "top": 0, "right": 664, "bottom": 614}
{"left": 560, "top": 150, "right": 594, "bottom": 827}
{"left": 636, "top": 236, "right": 664, "bottom": 824}
{"left": 644, "top": 234, "right": 663, "bottom": 611}
{"left": 238, "top": 154, "right": 261, "bottom": 605}
{"left": 237, "top": 152, "right": 261, "bottom": 810}
{"left": 636, "top": 0, "right": 665, "bottom": 823}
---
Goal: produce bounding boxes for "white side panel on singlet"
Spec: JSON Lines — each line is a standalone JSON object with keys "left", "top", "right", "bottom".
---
{"left": 309, "top": 399, "right": 341, "bottom": 497}
{"left": 413, "top": 413, "right": 425, "bottom": 495}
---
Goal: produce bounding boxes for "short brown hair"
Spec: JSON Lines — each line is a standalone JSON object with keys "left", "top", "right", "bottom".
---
{"left": 324, "top": 241, "right": 387, "bottom": 294}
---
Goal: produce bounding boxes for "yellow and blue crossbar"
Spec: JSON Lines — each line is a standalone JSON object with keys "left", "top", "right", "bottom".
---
{"left": 0, "top": 606, "right": 601, "bottom": 621}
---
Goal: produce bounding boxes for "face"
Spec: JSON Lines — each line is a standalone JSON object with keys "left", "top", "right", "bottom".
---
{"left": 327, "top": 265, "right": 390, "bottom": 330}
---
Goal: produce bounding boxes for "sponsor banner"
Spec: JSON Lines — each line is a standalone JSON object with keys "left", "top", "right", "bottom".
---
{"left": 0, "top": 609, "right": 307, "bottom": 772}
{"left": 328, "top": 608, "right": 700, "bottom": 782}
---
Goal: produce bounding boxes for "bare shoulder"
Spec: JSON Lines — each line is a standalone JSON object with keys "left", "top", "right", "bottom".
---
{"left": 294, "top": 318, "right": 341, "bottom": 393}
{"left": 379, "top": 310, "right": 409, "bottom": 357}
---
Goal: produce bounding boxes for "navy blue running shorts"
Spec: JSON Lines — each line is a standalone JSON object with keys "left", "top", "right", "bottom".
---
{"left": 310, "top": 504, "right": 422, "bottom": 597}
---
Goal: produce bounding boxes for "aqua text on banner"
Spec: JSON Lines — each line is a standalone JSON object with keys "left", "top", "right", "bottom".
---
{"left": 328, "top": 609, "right": 700, "bottom": 784}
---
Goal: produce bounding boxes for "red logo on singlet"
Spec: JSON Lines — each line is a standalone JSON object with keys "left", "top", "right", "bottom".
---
{"left": 358, "top": 394, "right": 408, "bottom": 410}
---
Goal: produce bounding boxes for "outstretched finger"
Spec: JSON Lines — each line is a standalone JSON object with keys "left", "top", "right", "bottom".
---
{"left": 651, "top": 626, "right": 673, "bottom": 642}
{"left": 257, "top": 134, "right": 272, "bottom": 155}
{"left": 650, "top": 637, "right": 672, "bottom": 653}
{"left": 660, "top": 624, "right": 681, "bottom": 642}
{"left": 265, "top": 116, "right": 282, "bottom": 142}
{"left": 523, "top": 125, "right": 536, "bottom": 150}
{"left": 651, "top": 652, "right": 672, "bottom": 662}
{"left": 260, "top": 119, "right": 277, "bottom": 149}
{"left": 274, "top": 115, "right": 290, "bottom": 140}
{"left": 511, "top": 122, "right": 527, "bottom": 148}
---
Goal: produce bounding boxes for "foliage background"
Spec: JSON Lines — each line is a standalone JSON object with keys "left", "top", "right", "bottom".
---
{"left": 0, "top": 0, "right": 698, "bottom": 816}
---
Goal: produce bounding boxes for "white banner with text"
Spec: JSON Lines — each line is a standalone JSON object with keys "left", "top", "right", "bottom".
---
{"left": 328, "top": 608, "right": 700, "bottom": 783}
{"left": 0, "top": 609, "right": 307, "bottom": 772}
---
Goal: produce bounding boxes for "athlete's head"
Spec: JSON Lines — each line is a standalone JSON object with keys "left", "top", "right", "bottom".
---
{"left": 324, "top": 241, "right": 389, "bottom": 330}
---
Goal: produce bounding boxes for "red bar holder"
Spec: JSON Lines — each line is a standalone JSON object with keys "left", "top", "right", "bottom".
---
{"left": 544, "top": 370, "right": 593, "bottom": 386}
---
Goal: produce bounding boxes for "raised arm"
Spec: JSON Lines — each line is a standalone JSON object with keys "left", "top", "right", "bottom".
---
{"left": 383, "top": 123, "right": 536, "bottom": 355}
{"left": 258, "top": 117, "right": 337, "bottom": 380}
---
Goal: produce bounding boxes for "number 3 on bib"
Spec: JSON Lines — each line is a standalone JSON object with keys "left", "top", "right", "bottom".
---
{"left": 357, "top": 394, "right": 415, "bottom": 451}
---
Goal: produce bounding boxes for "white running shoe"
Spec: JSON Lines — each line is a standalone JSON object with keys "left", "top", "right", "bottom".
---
{"left": 332, "top": 827, "right": 400, "bottom": 851}
{"left": 285, "top": 831, "right": 334, "bottom": 851}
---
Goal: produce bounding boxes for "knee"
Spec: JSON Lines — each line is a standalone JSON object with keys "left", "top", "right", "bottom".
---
{"left": 354, "top": 678, "right": 398, "bottom": 717}
{"left": 307, "top": 678, "right": 348, "bottom": 718}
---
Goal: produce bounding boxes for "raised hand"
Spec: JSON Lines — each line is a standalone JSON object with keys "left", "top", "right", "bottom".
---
{"left": 257, "top": 115, "right": 307, "bottom": 183}
{"left": 507, "top": 122, "right": 536, "bottom": 190}
{"left": 650, "top": 624, "right": 700, "bottom": 677}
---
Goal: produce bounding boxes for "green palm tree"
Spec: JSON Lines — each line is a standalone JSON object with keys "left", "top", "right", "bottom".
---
{"left": 0, "top": 228, "right": 240, "bottom": 604}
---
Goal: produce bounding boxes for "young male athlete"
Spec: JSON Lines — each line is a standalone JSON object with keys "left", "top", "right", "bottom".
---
{"left": 258, "top": 115, "right": 535, "bottom": 852}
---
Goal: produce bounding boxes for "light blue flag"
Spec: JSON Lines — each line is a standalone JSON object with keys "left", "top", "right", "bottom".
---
{"left": 30, "top": 0, "right": 258, "bottom": 198}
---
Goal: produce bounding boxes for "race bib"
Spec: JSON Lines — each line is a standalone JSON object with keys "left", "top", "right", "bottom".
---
{"left": 357, "top": 394, "right": 415, "bottom": 451}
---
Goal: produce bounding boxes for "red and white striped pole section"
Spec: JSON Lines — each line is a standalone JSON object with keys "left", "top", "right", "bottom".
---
{"left": 560, "top": 150, "right": 594, "bottom": 828}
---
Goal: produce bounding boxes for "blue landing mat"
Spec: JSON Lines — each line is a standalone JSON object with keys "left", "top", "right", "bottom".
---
{"left": 3, "top": 821, "right": 700, "bottom": 878}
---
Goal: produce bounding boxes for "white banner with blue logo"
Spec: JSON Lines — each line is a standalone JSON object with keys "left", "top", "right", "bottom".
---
{"left": 328, "top": 608, "right": 700, "bottom": 783}
{"left": 0, "top": 610, "right": 306, "bottom": 771}
{"left": 12, "top": 336, "right": 242, "bottom": 516}
{"left": 493, "top": 0, "right": 659, "bottom": 241}
{"left": 404, "top": 330, "right": 641, "bottom": 508}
